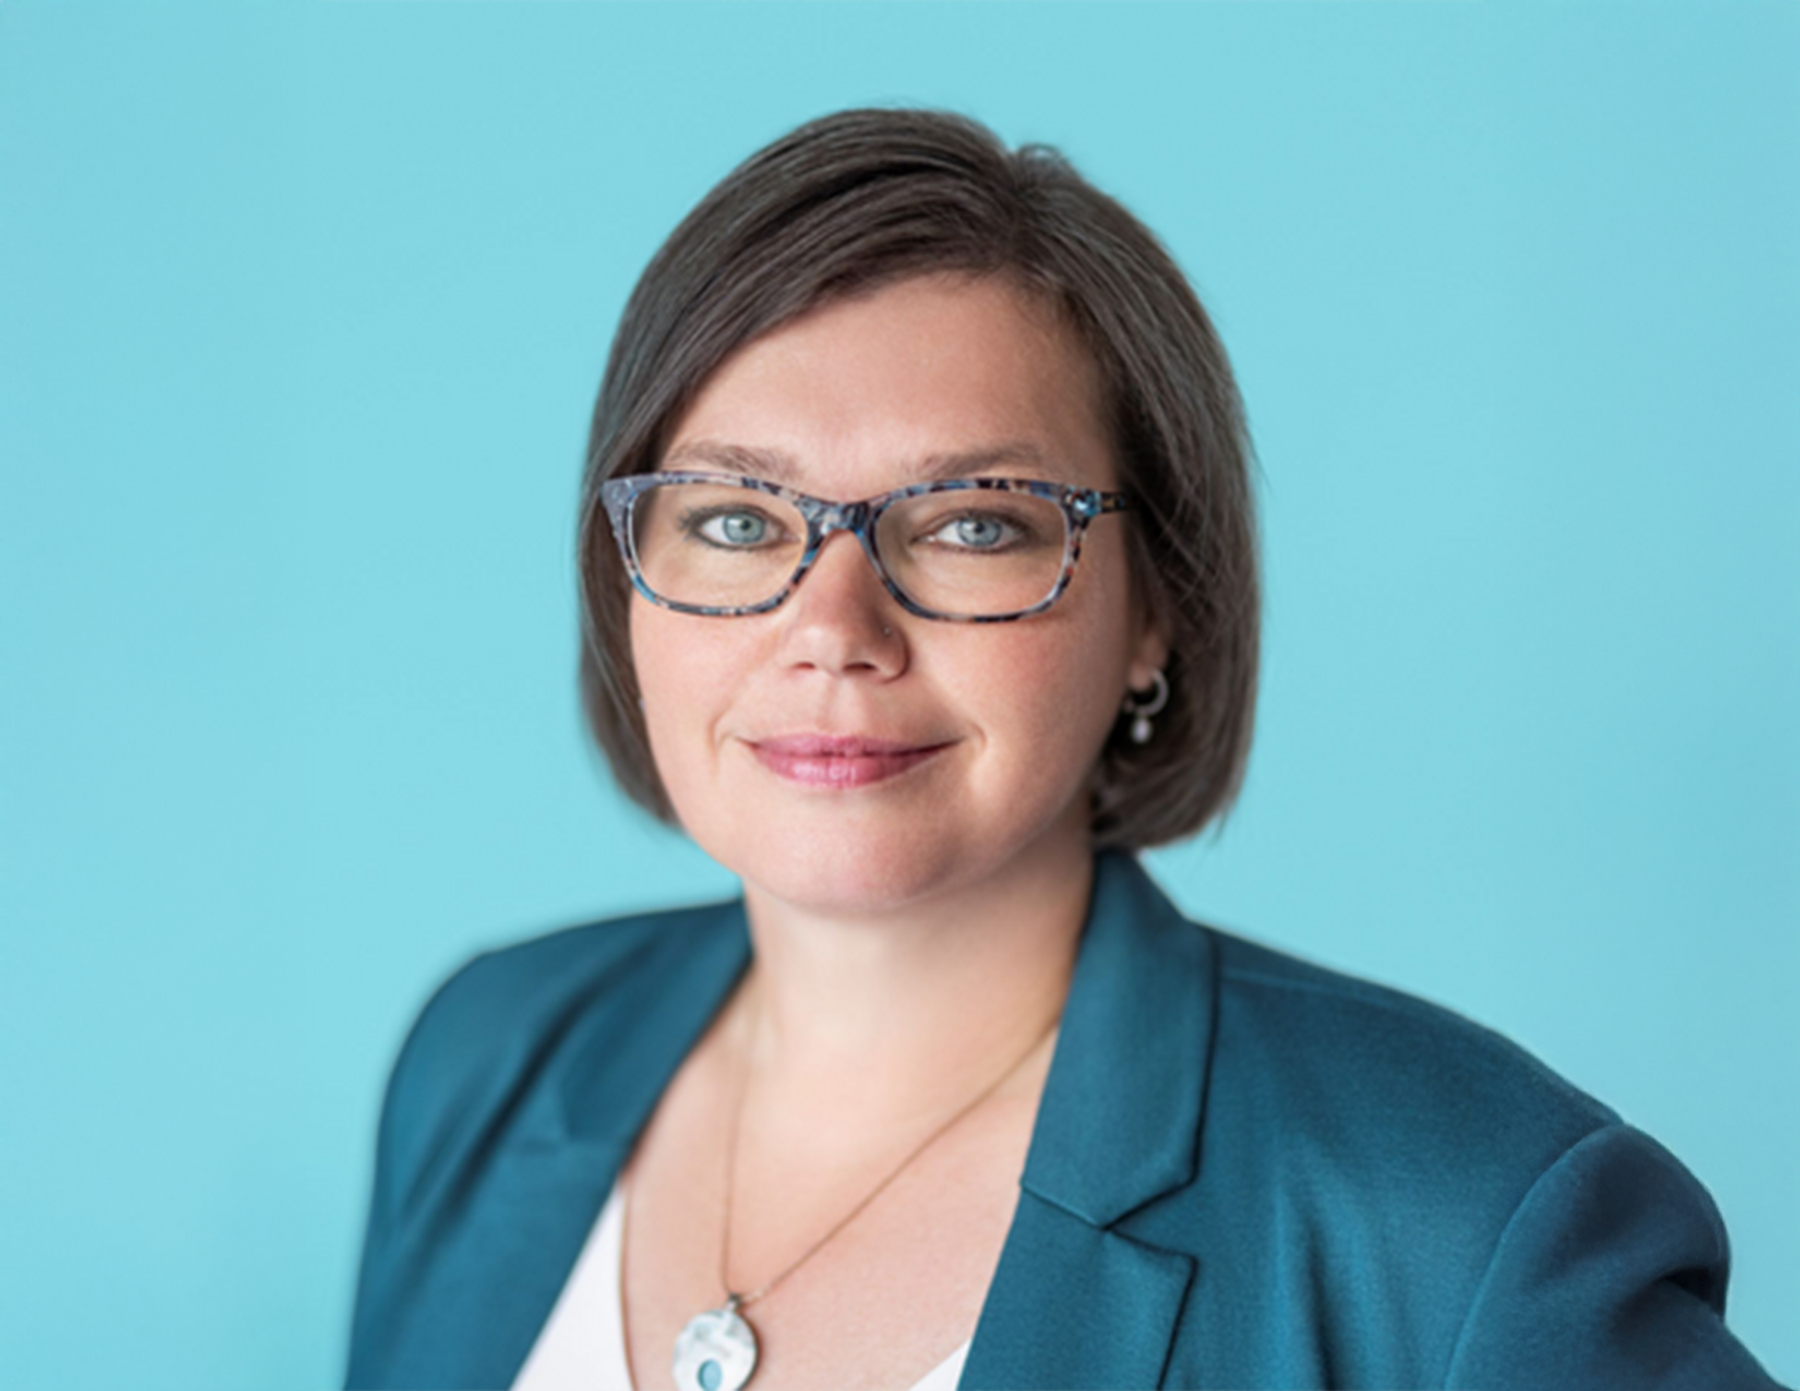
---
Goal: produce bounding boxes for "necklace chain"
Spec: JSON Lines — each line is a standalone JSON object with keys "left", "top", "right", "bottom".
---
{"left": 717, "top": 999, "right": 1062, "bottom": 1309}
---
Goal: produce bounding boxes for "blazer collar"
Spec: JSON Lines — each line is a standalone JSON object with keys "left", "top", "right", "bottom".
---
{"left": 554, "top": 849, "right": 1216, "bottom": 1213}
{"left": 542, "top": 851, "right": 1215, "bottom": 1390}
{"left": 956, "top": 851, "right": 1214, "bottom": 1389}
{"left": 556, "top": 895, "right": 753, "bottom": 1148}
{"left": 1020, "top": 848, "right": 1215, "bottom": 1226}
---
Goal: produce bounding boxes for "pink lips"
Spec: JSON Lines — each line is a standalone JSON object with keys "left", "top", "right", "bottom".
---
{"left": 748, "top": 734, "right": 951, "bottom": 788}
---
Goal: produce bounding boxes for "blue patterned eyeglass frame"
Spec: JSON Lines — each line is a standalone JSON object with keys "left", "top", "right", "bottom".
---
{"left": 599, "top": 470, "right": 1131, "bottom": 622}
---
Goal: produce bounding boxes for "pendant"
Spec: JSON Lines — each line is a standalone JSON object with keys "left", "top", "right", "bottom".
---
{"left": 672, "top": 1295, "right": 759, "bottom": 1391}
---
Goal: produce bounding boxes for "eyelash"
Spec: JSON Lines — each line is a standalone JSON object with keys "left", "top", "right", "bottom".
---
{"left": 916, "top": 512, "right": 1030, "bottom": 550}
{"left": 679, "top": 506, "right": 790, "bottom": 547}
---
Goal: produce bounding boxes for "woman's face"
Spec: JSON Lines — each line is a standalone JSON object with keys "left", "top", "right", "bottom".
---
{"left": 630, "top": 273, "right": 1167, "bottom": 914}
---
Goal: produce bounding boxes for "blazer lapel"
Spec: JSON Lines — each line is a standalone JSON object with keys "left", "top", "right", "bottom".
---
{"left": 390, "top": 903, "right": 756, "bottom": 1389}
{"left": 959, "top": 1191, "right": 1196, "bottom": 1390}
{"left": 960, "top": 852, "right": 1218, "bottom": 1390}
{"left": 386, "top": 1133, "right": 630, "bottom": 1388}
{"left": 391, "top": 859, "right": 1215, "bottom": 1390}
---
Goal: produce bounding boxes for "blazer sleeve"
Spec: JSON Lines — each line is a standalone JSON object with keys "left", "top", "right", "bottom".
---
{"left": 1444, "top": 1122, "right": 1786, "bottom": 1390}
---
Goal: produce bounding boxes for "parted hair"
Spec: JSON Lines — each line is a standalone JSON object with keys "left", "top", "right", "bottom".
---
{"left": 576, "top": 107, "right": 1259, "bottom": 849}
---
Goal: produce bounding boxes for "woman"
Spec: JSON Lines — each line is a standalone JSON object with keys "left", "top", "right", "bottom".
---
{"left": 345, "top": 109, "right": 1781, "bottom": 1391}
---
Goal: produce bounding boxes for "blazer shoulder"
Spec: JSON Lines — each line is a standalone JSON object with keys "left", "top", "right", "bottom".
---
{"left": 1200, "top": 925, "right": 1621, "bottom": 1238}
{"left": 1212, "top": 927, "right": 1615, "bottom": 1136}
{"left": 371, "top": 898, "right": 741, "bottom": 1216}
{"left": 1140, "top": 928, "right": 1704, "bottom": 1386}
{"left": 402, "top": 899, "right": 733, "bottom": 1074}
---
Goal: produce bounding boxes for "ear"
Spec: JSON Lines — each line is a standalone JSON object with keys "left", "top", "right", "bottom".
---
{"left": 1126, "top": 607, "right": 1172, "bottom": 694}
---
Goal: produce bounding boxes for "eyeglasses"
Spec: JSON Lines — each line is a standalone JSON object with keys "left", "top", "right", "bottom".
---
{"left": 599, "top": 471, "right": 1130, "bottom": 622}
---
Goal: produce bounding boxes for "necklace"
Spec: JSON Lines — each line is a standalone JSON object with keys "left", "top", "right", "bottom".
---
{"left": 670, "top": 998, "right": 1061, "bottom": 1391}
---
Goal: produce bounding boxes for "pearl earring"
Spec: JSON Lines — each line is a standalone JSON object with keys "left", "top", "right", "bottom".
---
{"left": 1121, "top": 669, "right": 1170, "bottom": 745}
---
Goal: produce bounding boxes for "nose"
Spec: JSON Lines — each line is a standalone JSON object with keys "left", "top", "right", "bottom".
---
{"left": 773, "top": 530, "right": 907, "bottom": 678}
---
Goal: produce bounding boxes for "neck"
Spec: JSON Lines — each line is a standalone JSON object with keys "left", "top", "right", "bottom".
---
{"left": 725, "top": 833, "right": 1095, "bottom": 1154}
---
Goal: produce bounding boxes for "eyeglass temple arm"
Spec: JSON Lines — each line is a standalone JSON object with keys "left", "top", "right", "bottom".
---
{"left": 1072, "top": 489, "right": 1132, "bottom": 520}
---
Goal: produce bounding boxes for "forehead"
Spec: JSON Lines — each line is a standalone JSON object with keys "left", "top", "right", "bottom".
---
{"left": 662, "top": 273, "right": 1115, "bottom": 496}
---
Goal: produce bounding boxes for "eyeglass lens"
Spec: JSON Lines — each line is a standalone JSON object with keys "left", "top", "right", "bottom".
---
{"left": 630, "top": 480, "right": 1071, "bottom": 618}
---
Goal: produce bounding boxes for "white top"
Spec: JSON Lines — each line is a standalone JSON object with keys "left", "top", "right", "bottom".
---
{"left": 512, "top": 1177, "right": 973, "bottom": 1391}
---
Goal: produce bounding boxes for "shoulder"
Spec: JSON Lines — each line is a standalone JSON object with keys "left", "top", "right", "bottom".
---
{"left": 1198, "top": 925, "right": 1619, "bottom": 1242}
{"left": 395, "top": 898, "right": 732, "bottom": 1089}
{"left": 348, "top": 900, "right": 748, "bottom": 1384}
{"left": 1207, "top": 926, "right": 1616, "bottom": 1155}
{"left": 1153, "top": 926, "right": 1763, "bottom": 1385}
{"left": 369, "top": 899, "right": 741, "bottom": 1218}
{"left": 399, "top": 899, "right": 729, "bottom": 1062}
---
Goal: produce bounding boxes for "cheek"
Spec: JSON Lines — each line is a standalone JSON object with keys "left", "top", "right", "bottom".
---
{"left": 946, "top": 560, "right": 1138, "bottom": 789}
{"left": 628, "top": 604, "right": 745, "bottom": 790}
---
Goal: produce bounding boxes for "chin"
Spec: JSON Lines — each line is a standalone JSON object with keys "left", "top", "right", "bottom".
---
{"left": 721, "top": 817, "right": 979, "bottom": 918}
{"left": 691, "top": 786, "right": 1092, "bottom": 921}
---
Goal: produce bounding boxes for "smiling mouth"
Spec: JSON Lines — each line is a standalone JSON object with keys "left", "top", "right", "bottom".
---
{"left": 747, "top": 735, "right": 953, "bottom": 789}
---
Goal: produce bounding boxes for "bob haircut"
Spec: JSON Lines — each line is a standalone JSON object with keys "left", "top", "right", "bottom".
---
{"left": 577, "top": 107, "right": 1259, "bottom": 850}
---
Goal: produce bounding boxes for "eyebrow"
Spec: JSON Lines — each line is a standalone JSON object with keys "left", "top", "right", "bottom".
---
{"left": 662, "top": 441, "right": 797, "bottom": 481}
{"left": 660, "top": 439, "right": 1058, "bottom": 487}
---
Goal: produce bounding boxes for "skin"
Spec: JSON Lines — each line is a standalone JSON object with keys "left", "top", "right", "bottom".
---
{"left": 619, "top": 272, "right": 1168, "bottom": 1390}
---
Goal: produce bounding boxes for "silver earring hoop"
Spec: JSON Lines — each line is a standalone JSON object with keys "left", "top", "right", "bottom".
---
{"left": 1121, "top": 669, "right": 1169, "bottom": 745}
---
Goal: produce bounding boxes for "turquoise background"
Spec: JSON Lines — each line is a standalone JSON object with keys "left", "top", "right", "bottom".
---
{"left": 1, "top": 3, "right": 1794, "bottom": 1386}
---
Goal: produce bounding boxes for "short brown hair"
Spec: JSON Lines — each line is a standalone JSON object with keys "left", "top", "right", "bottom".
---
{"left": 577, "top": 108, "right": 1259, "bottom": 849}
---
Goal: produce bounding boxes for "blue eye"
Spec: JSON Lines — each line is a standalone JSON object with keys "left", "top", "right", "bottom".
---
{"left": 954, "top": 516, "right": 1004, "bottom": 547}
{"left": 925, "top": 512, "right": 1020, "bottom": 551}
{"left": 692, "top": 509, "right": 773, "bottom": 547}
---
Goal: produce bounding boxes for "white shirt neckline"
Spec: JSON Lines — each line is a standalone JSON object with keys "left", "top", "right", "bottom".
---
{"left": 512, "top": 1176, "right": 972, "bottom": 1391}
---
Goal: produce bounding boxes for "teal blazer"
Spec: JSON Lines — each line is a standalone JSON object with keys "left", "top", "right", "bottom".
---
{"left": 346, "top": 852, "right": 1781, "bottom": 1389}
